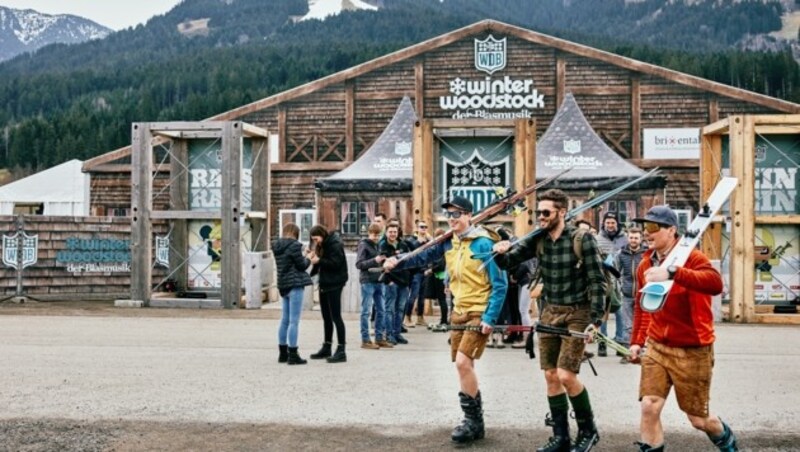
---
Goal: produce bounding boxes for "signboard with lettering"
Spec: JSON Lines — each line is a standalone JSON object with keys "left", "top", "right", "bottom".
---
{"left": 438, "top": 36, "right": 545, "bottom": 120}
{"left": 56, "top": 237, "right": 131, "bottom": 273}
{"left": 439, "top": 137, "right": 513, "bottom": 214}
{"left": 189, "top": 139, "right": 254, "bottom": 211}
{"left": 643, "top": 128, "right": 701, "bottom": 159}
{"left": 722, "top": 134, "right": 799, "bottom": 215}
{"left": 720, "top": 134, "right": 799, "bottom": 304}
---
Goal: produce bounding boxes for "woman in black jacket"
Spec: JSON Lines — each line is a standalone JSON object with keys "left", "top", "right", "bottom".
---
{"left": 307, "top": 224, "right": 349, "bottom": 363}
{"left": 272, "top": 223, "right": 313, "bottom": 365}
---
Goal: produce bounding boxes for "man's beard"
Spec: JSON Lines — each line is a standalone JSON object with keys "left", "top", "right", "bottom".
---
{"left": 541, "top": 218, "right": 558, "bottom": 232}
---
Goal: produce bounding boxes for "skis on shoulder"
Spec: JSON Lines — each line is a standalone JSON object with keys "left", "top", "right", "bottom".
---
{"left": 639, "top": 177, "right": 738, "bottom": 312}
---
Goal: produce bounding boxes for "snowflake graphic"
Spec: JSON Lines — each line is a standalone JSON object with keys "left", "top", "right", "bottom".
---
{"left": 492, "top": 177, "right": 501, "bottom": 185}
{"left": 493, "top": 167, "right": 501, "bottom": 175}
{"left": 451, "top": 168, "right": 460, "bottom": 176}
{"left": 449, "top": 78, "right": 466, "bottom": 96}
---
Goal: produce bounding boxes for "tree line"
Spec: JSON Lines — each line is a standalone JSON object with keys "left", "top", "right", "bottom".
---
{"left": 0, "top": 0, "right": 795, "bottom": 172}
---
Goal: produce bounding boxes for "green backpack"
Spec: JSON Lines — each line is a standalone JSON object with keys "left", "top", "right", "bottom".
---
{"left": 535, "top": 229, "right": 623, "bottom": 315}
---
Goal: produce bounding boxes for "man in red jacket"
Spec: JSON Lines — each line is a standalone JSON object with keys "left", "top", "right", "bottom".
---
{"left": 629, "top": 206, "right": 738, "bottom": 452}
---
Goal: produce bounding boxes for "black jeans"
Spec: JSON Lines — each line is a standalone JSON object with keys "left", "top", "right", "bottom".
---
{"left": 320, "top": 287, "right": 346, "bottom": 345}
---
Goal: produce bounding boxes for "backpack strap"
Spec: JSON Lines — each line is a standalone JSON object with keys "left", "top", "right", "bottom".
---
{"left": 571, "top": 228, "right": 587, "bottom": 269}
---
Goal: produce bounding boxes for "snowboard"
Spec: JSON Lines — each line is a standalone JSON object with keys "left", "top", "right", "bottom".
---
{"left": 639, "top": 177, "right": 738, "bottom": 313}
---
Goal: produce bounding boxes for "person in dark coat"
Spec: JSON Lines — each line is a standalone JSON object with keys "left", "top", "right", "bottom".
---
{"left": 308, "top": 224, "right": 349, "bottom": 363}
{"left": 423, "top": 228, "right": 449, "bottom": 328}
{"left": 272, "top": 223, "right": 313, "bottom": 365}
{"left": 355, "top": 222, "right": 390, "bottom": 349}
{"left": 378, "top": 223, "right": 412, "bottom": 345}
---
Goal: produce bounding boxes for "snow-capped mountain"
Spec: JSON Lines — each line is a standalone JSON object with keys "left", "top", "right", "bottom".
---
{"left": 0, "top": 6, "right": 111, "bottom": 62}
{"left": 297, "top": 0, "right": 379, "bottom": 22}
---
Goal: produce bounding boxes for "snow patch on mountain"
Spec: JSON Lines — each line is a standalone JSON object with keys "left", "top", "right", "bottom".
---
{"left": 300, "top": 0, "right": 379, "bottom": 22}
{"left": 0, "top": 6, "right": 111, "bottom": 61}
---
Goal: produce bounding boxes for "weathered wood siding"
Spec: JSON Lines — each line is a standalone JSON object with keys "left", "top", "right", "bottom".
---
{"left": 0, "top": 216, "right": 167, "bottom": 297}
{"left": 87, "top": 27, "right": 793, "bottom": 250}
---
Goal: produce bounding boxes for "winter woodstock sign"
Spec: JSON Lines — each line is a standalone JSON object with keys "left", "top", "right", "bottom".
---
{"left": 439, "top": 35, "right": 545, "bottom": 119}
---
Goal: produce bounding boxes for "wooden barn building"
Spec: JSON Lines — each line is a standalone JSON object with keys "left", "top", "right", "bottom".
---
{"left": 82, "top": 19, "right": 800, "bottom": 247}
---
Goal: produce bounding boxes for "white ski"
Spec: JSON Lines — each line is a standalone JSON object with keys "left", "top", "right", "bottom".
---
{"left": 639, "top": 177, "right": 738, "bottom": 313}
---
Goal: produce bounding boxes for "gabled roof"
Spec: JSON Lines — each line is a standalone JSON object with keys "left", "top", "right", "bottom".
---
{"left": 537, "top": 93, "right": 664, "bottom": 190}
{"left": 538, "top": 92, "right": 645, "bottom": 180}
{"left": 316, "top": 96, "right": 416, "bottom": 191}
{"left": 0, "top": 160, "right": 87, "bottom": 202}
{"left": 83, "top": 19, "right": 800, "bottom": 171}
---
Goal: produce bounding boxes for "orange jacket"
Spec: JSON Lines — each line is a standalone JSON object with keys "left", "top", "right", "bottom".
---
{"left": 631, "top": 248, "right": 723, "bottom": 348}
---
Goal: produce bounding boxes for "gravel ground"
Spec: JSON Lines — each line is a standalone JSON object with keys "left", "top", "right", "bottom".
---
{"left": 1, "top": 300, "right": 799, "bottom": 451}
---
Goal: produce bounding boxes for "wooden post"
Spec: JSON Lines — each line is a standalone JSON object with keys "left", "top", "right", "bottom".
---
{"left": 221, "top": 122, "right": 243, "bottom": 309}
{"left": 727, "top": 116, "right": 755, "bottom": 323}
{"left": 700, "top": 126, "right": 724, "bottom": 260}
{"left": 413, "top": 119, "right": 434, "bottom": 226}
{"left": 278, "top": 106, "right": 287, "bottom": 163}
{"left": 526, "top": 119, "right": 537, "bottom": 231}
{"left": 630, "top": 76, "right": 641, "bottom": 160}
{"left": 412, "top": 121, "right": 424, "bottom": 224}
{"left": 513, "top": 118, "right": 535, "bottom": 237}
{"left": 415, "top": 60, "right": 425, "bottom": 119}
{"left": 741, "top": 116, "right": 757, "bottom": 323}
{"left": 421, "top": 120, "right": 434, "bottom": 226}
{"left": 170, "top": 139, "right": 189, "bottom": 291}
{"left": 131, "top": 123, "right": 153, "bottom": 305}
{"left": 251, "top": 137, "right": 270, "bottom": 252}
{"left": 345, "top": 81, "right": 355, "bottom": 162}
{"left": 556, "top": 55, "right": 566, "bottom": 110}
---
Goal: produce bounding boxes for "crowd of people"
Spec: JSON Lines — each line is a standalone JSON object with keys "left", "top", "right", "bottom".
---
{"left": 272, "top": 193, "right": 737, "bottom": 452}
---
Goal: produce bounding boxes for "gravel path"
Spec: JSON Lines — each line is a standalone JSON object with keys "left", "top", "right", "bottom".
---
{"left": 1, "top": 301, "right": 799, "bottom": 450}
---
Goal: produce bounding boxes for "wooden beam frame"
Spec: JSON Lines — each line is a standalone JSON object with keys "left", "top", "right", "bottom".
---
{"left": 702, "top": 113, "right": 800, "bottom": 324}
{"left": 129, "top": 121, "right": 268, "bottom": 309}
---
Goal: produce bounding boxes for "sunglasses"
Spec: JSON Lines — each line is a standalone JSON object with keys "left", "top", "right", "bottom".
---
{"left": 643, "top": 222, "right": 665, "bottom": 234}
{"left": 535, "top": 209, "right": 554, "bottom": 218}
{"left": 419, "top": 225, "right": 428, "bottom": 229}
{"left": 443, "top": 210, "right": 465, "bottom": 219}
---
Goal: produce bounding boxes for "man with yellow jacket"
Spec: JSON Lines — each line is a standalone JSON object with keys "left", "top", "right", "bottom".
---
{"left": 383, "top": 195, "right": 507, "bottom": 445}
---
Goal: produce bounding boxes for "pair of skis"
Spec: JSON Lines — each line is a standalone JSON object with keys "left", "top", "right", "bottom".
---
{"left": 477, "top": 167, "right": 661, "bottom": 268}
{"left": 371, "top": 168, "right": 572, "bottom": 277}
{"left": 639, "top": 177, "right": 738, "bottom": 312}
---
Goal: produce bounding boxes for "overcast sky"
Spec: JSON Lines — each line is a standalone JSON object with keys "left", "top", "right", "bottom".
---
{"left": 0, "top": 1, "right": 184, "bottom": 31}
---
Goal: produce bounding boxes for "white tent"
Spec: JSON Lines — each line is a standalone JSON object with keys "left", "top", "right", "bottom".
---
{"left": 0, "top": 159, "right": 90, "bottom": 216}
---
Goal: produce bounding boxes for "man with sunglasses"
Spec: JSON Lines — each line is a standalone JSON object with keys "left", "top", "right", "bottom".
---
{"left": 629, "top": 206, "right": 736, "bottom": 452}
{"left": 382, "top": 195, "right": 507, "bottom": 445}
{"left": 493, "top": 189, "right": 606, "bottom": 452}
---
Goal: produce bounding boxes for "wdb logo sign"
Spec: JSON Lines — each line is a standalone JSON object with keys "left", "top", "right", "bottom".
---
{"left": 474, "top": 35, "right": 506, "bottom": 75}
{"left": 2, "top": 232, "right": 38, "bottom": 269}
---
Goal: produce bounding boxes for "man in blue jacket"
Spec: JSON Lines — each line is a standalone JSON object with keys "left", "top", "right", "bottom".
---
{"left": 383, "top": 196, "right": 507, "bottom": 445}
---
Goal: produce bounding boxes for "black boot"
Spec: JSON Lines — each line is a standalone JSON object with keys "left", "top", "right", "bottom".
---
{"left": 635, "top": 441, "right": 665, "bottom": 452}
{"left": 451, "top": 391, "right": 485, "bottom": 444}
{"left": 326, "top": 344, "right": 347, "bottom": 363}
{"left": 309, "top": 342, "right": 332, "bottom": 360}
{"left": 709, "top": 419, "right": 738, "bottom": 452}
{"left": 278, "top": 344, "right": 288, "bottom": 363}
{"left": 287, "top": 347, "right": 307, "bottom": 365}
{"left": 571, "top": 412, "right": 599, "bottom": 452}
{"left": 597, "top": 341, "right": 607, "bottom": 357}
{"left": 536, "top": 412, "right": 571, "bottom": 452}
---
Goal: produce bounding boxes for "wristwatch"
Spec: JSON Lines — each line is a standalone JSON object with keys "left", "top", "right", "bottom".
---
{"left": 667, "top": 265, "right": 678, "bottom": 280}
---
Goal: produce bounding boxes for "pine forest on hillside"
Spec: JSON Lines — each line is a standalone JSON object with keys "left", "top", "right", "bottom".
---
{"left": 0, "top": 0, "right": 797, "bottom": 172}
